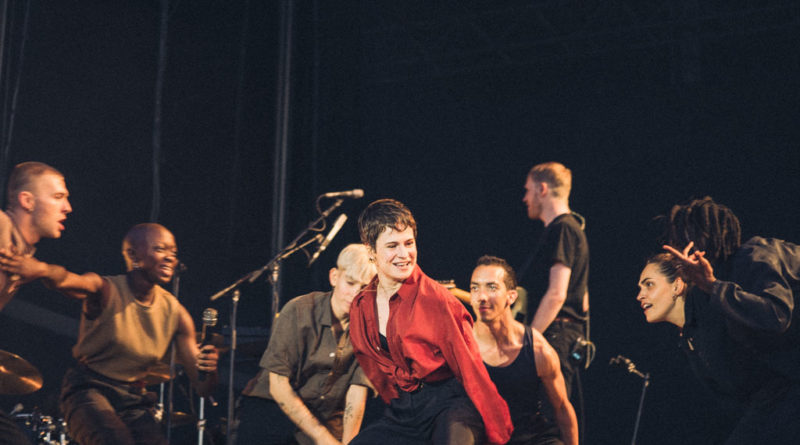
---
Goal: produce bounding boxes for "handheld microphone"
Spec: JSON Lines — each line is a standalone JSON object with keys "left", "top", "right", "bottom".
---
{"left": 320, "top": 189, "right": 364, "bottom": 199}
{"left": 309, "top": 214, "right": 348, "bottom": 266}
{"left": 198, "top": 308, "right": 218, "bottom": 381}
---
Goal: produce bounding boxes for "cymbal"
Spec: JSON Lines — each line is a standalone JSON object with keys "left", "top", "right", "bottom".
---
{"left": 0, "top": 350, "right": 43, "bottom": 395}
{"left": 141, "top": 363, "right": 172, "bottom": 386}
{"left": 166, "top": 411, "right": 196, "bottom": 427}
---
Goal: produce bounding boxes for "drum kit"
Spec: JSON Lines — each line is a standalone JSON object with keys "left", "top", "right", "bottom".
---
{"left": 1, "top": 350, "right": 196, "bottom": 445}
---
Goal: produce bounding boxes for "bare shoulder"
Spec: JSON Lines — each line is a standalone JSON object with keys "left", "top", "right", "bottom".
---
{"left": 531, "top": 327, "right": 560, "bottom": 376}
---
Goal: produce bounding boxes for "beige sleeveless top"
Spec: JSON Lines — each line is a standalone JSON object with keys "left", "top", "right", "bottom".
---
{"left": 72, "top": 274, "right": 181, "bottom": 382}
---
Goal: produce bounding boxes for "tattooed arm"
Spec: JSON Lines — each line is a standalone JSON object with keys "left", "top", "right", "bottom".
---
{"left": 341, "top": 385, "right": 368, "bottom": 444}
{"left": 269, "top": 372, "right": 341, "bottom": 445}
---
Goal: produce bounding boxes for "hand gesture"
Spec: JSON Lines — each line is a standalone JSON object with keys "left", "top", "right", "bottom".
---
{"left": 0, "top": 248, "right": 46, "bottom": 283}
{"left": 663, "top": 241, "right": 716, "bottom": 293}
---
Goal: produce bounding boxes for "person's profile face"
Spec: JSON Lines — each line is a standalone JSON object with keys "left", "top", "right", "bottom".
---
{"left": 636, "top": 263, "right": 681, "bottom": 324}
{"left": 330, "top": 268, "right": 370, "bottom": 318}
{"left": 470, "top": 265, "right": 513, "bottom": 323}
{"left": 30, "top": 173, "right": 72, "bottom": 240}
{"left": 523, "top": 177, "right": 542, "bottom": 220}
{"left": 373, "top": 225, "right": 416, "bottom": 285}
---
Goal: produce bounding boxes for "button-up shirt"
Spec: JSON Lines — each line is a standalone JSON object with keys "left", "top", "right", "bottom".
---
{"left": 350, "top": 265, "right": 513, "bottom": 445}
{"left": 245, "top": 291, "right": 369, "bottom": 421}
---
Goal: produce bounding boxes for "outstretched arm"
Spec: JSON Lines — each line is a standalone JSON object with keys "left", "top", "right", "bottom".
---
{"left": 534, "top": 329, "right": 578, "bottom": 445}
{"left": 269, "top": 372, "right": 341, "bottom": 445}
{"left": 665, "top": 240, "right": 794, "bottom": 332}
{"left": 0, "top": 248, "right": 104, "bottom": 301}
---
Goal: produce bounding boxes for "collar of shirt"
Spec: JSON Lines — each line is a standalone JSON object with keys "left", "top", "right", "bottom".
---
{"left": 318, "top": 292, "right": 333, "bottom": 328}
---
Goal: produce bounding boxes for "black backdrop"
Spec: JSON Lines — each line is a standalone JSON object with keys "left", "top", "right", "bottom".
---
{"left": 1, "top": 2, "right": 798, "bottom": 444}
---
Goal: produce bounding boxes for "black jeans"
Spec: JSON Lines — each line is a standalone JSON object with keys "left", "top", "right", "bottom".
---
{"left": 349, "top": 378, "right": 484, "bottom": 445}
{"left": 543, "top": 320, "right": 585, "bottom": 400}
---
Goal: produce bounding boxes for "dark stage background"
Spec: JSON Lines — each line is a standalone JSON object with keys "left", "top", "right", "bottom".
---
{"left": 1, "top": 1, "right": 798, "bottom": 444}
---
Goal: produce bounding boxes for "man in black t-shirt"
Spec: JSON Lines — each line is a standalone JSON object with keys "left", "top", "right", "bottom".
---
{"left": 519, "top": 162, "right": 589, "bottom": 400}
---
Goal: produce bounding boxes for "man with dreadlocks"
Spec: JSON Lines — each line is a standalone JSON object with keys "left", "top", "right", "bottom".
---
{"left": 663, "top": 196, "right": 800, "bottom": 444}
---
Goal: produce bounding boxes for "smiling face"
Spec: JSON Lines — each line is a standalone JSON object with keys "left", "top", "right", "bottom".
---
{"left": 29, "top": 173, "right": 72, "bottom": 241}
{"left": 637, "top": 262, "right": 685, "bottom": 327}
{"left": 125, "top": 225, "right": 178, "bottom": 285}
{"left": 372, "top": 225, "right": 417, "bottom": 285}
{"left": 470, "top": 264, "right": 516, "bottom": 323}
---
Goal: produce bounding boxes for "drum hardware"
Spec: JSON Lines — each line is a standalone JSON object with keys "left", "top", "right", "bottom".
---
{"left": 13, "top": 410, "right": 73, "bottom": 445}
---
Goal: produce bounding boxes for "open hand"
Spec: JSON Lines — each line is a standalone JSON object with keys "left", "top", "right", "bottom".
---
{"left": 663, "top": 241, "right": 716, "bottom": 292}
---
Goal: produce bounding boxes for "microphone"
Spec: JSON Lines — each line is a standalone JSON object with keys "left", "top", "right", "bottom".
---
{"left": 610, "top": 354, "right": 646, "bottom": 379}
{"left": 309, "top": 214, "right": 348, "bottom": 266}
{"left": 609, "top": 354, "right": 632, "bottom": 367}
{"left": 198, "top": 308, "right": 218, "bottom": 381}
{"left": 320, "top": 189, "right": 364, "bottom": 199}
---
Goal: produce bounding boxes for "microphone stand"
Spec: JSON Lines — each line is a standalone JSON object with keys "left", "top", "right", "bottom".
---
{"left": 209, "top": 199, "right": 343, "bottom": 445}
{"left": 610, "top": 355, "right": 650, "bottom": 445}
{"left": 632, "top": 372, "right": 650, "bottom": 445}
{"left": 165, "top": 264, "right": 186, "bottom": 444}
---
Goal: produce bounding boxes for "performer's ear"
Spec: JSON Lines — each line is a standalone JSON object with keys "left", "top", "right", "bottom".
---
{"left": 18, "top": 191, "right": 35, "bottom": 212}
{"left": 507, "top": 289, "right": 518, "bottom": 307}
{"left": 673, "top": 277, "right": 687, "bottom": 298}
{"left": 329, "top": 267, "right": 339, "bottom": 288}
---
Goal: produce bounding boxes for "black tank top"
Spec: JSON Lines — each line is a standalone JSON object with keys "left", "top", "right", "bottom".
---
{"left": 484, "top": 325, "right": 541, "bottom": 420}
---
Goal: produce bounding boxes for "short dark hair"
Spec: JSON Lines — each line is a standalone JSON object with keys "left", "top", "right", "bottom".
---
{"left": 475, "top": 255, "right": 517, "bottom": 290}
{"left": 358, "top": 199, "right": 417, "bottom": 249}
{"left": 6, "top": 161, "right": 63, "bottom": 209}
{"left": 122, "top": 223, "right": 173, "bottom": 270}
{"left": 664, "top": 197, "right": 741, "bottom": 264}
{"left": 645, "top": 253, "right": 681, "bottom": 284}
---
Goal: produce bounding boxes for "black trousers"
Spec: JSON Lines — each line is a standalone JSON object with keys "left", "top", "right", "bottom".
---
{"left": 725, "top": 380, "right": 800, "bottom": 445}
{"left": 349, "top": 378, "right": 484, "bottom": 445}
{"left": 233, "top": 395, "right": 304, "bottom": 445}
{"left": 542, "top": 319, "right": 585, "bottom": 400}
{"left": 60, "top": 367, "right": 166, "bottom": 445}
